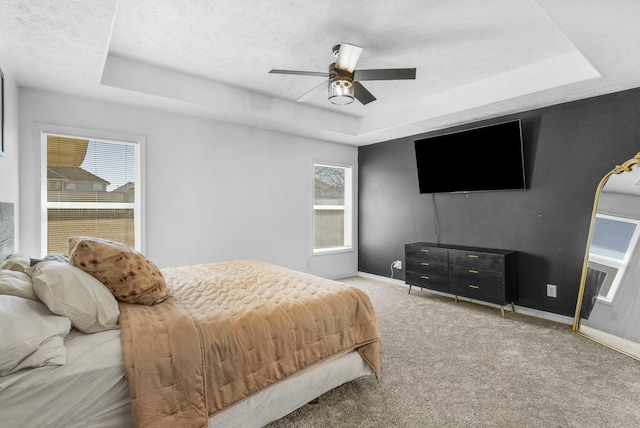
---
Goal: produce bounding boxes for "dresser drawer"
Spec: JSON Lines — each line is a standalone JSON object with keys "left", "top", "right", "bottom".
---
{"left": 405, "top": 244, "right": 447, "bottom": 263}
{"left": 406, "top": 257, "right": 448, "bottom": 277}
{"left": 406, "top": 271, "right": 449, "bottom": 293}
{"left": 449, "top": 266, "right": 505, "bottom": 286}
{"left": 449, "top": 250, "right": 505, "bottom": 272}
{"left": 450, "top": 279, "right": 505, "bottom": 305}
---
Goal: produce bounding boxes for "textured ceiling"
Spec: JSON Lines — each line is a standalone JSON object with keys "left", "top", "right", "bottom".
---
{"left": 0, "top": 0, "right": 639, "bottom": 145}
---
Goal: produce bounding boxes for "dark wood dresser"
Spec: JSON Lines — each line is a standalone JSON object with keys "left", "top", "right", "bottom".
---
{"left": 405, "top": 242, "right": 518, "bottom": 316}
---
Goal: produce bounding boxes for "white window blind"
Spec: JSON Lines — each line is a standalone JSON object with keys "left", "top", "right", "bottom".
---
{"left": 44, "top": 134, "right": 140, "bottom": 254}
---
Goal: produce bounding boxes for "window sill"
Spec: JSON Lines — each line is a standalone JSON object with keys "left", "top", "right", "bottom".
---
{"left": 313, "top": 246, "right": 354, "bottom": 256}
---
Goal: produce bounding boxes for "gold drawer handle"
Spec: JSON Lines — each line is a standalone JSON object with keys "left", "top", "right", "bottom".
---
{"left": 421, "top": 275, "right": 430, "bottom": 280}
{"left": 468, "top": 254, "right": 479, "bottom": 258}
{"left": 421, "top": 262, "right": 430, "bottom": 266}
{"left": 468, "top": 269, "right": 479, "bottom": 274}
{"left": 420, "top": 249, "right": 430, "bottom": 253}
{"left": 469, "top": 284, "right": 480, "bottom": 289}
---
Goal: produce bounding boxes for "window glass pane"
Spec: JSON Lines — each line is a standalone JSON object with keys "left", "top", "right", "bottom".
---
{"left": 47, "top": 136, "right": 136, "bottom": 203}
{"left": 314, "top": 165, "right": 345, "bottom": 206}
{"left": 314, "top": 209, "right": 345, "bottom": 249}
{"left": 590, "top": 217, "right": 636, "bottom": 260}
{"left": 47, "top": 208, "right": 134, "bottom": 254}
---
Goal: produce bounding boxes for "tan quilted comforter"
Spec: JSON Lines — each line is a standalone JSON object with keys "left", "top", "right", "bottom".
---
{"left": 118, "top": 260, "right": 381, "bottom": 428}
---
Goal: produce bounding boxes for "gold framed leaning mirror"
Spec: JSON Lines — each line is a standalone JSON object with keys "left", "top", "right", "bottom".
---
{"left": 573, "top": 152, "right": 640, "bottom": 361}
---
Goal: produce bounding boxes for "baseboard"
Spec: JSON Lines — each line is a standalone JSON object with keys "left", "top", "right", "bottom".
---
{"left": 356, "top": 271, "right": 406, "bottom": 286}
{"left": 327, "top": 271, "right": 360, "bottom": 281}
{"left": 356, "top": 271, "right": 574, "bottom": 325}
{"left": 511, "top": 306, "right": 573, "bottom": 325}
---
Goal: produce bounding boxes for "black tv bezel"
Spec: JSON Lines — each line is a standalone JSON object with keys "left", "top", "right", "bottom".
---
{"left": 414, "top": 119, "right": 526, "bottom": 194}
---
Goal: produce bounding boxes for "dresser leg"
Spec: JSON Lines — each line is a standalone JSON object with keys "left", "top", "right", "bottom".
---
{"left": 511, "top": 302, "right": 515, "bottom": 312}
{"left": 500, "top": 305, "right": 505, "bottom": 318}
{"left": 454, "top": 295, "right": 458, "bottom": 303}
{"left": 408, "top": 284, "right": 412, "bottom": 294}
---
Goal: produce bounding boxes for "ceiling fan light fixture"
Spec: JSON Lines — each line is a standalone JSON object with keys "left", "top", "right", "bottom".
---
{"left": 328, "top": 80, "right": 354, "bottom": 105}
{"left": 328, "top": 63, "right": 354, "bottom": 105}
{"left": 331, "top": 79, "right": 352, "bottom": 89}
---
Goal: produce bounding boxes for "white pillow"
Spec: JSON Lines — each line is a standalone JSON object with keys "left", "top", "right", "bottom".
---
{"left": 0, "top": 270, "right": 38, "bottom": 301}
{"left": 30, "top": 261, "right": 120, "bottom": 333}
{"left": 0, "top": 295, "right": 71, "bottom": 376}
{"left": 0, "top": 253, "right": 32, "bottom": 273}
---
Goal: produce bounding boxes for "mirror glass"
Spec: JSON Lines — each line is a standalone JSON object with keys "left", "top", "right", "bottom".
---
{"left": 573, "top": 153, "right": 640, "bottom": 360}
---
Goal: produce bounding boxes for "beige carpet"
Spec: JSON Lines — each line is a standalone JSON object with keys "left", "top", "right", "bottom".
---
{"left": 265, "top": 276, "right": 640, "bottom": 428}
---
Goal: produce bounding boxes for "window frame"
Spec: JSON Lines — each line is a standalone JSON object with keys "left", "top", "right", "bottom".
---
{"left": 589, "top": 213, "right": 640, "bottom": 304}
{"left": 38, "top": 123, "right": 146, "bottom": 256}
{"left": 312, "top": 161, "right": 354, "bottom": 255}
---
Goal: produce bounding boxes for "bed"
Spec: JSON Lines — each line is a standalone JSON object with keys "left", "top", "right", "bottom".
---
{"left": 0, "top": 203, "right": 381, "bottom": 427}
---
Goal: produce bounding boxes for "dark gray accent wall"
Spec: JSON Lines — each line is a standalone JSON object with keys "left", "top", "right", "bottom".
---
{"left": 358, "top": 88, "right": 640, "bottom": 317}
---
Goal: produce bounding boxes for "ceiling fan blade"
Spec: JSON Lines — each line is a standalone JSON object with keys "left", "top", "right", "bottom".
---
{"left": 335, "top": 43, "right": 363, "bottom": 73}
{"left": 269, "top": 69, "right": 329, "bottom": 77}
{"left": 354, "top": 82, "right": 376, "bottom": 105}
{"left": 354, "top": 68, "right": 416, "bottom": 81}
{"left": 296, "top": 79, "right": 328, "bottom": 103}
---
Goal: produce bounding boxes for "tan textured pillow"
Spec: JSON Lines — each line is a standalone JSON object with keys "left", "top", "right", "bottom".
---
{"left": 68, "top": 236, "right": 167, "bottom": 305}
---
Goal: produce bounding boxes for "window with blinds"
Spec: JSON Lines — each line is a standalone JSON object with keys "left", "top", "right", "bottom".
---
{"left": 44, "top": 134, "right": 140, "bottom": 254}
{"left": 588, "top": 214, "right": 640, "bottom": 302}
{"left": 313, "top": 163, "right": 353, "bottom": 253}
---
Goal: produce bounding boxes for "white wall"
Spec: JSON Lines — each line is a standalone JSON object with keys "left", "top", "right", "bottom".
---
{"left": 0, "top": 45, "right": 20, "bottom": 243}
{"left": 19, "top": 88, "right": 358, "bottom": 279}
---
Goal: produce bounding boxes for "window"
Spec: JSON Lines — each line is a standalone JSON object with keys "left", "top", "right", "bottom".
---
{"left": 313, "top": 163, "right": 353, "bottom": 253}
{"left": 588, "top": 214, "right": 640, "bottom": 302}
{"left": 42, "top": 133, "right": 142, "bottom": 255}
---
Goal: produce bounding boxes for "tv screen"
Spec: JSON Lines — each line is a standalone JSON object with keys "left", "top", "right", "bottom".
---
{"left": 414, "top": 120, "right": 526, "bottom": 194}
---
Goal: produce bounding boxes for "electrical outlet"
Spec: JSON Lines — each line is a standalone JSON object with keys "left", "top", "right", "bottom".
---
{"left": 392, "top": 260, "right": 402, "bottom": 270}
{"left": 546, "top": 283, "right": 557, "bottom": 298}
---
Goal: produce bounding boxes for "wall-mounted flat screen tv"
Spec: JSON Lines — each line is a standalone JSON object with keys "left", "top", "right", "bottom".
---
{"left": 414, "top": 119, "right": 526, "bottom": 194}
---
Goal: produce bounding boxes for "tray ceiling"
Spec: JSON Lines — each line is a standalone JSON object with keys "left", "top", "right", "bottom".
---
{"left": 0, "top": 0, "right": 639, "bottom": 145}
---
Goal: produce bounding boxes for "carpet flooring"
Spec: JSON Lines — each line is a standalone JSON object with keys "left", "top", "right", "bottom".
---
{"left": 265, "top": 275, "right": 640, "bottom": 428}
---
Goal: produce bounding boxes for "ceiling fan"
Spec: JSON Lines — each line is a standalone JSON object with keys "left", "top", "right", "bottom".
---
{"left": 269, "top": 43, "right": 417, "bottom": 106}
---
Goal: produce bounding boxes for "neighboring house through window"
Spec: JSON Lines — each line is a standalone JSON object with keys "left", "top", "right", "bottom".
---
{"left": 42, "top": 131, "right": 143, "bottom": 255}
{"left": 313, "top": 162, "right": 353, "bottom": 254}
